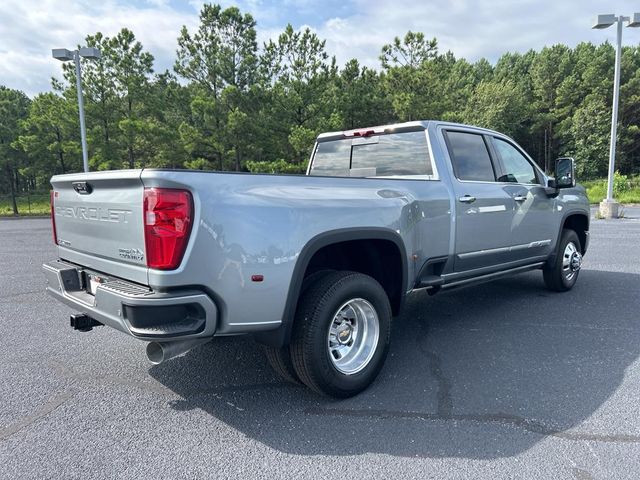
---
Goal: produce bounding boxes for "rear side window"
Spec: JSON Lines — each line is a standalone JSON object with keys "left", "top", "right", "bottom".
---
{"left": 310, "top": 131, "right": 432, "bottom": 177}
{"left": 446, "top": 131, "right": 495, "bottom": 182}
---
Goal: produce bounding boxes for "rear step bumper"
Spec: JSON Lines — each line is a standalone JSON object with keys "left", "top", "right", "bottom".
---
{"left": 43, "top": 260, "right": 217, "bottom": 341}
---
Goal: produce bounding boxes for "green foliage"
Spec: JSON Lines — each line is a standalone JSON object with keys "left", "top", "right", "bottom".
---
{"left": 613, "top": 171, "right": 630, "bottom": 195}
{"left": 175, "top": 6, "right": 259, "bottom": 171}
{"left": 584, "top": 173, "right": 639, "bottom": 203}
{"left": 380, "top": 31, "right": 438, "bottom": 69}
{"left": 568, "top": 95, "right": 610, "bottom": 179}
{"left": 2, "top": 2, "right": 640, "bottom": 211}
{"left": 0, "top": 86, "right": 30, "bottom": 214}
{"left": 57, "top": 28, "right": 157, "bottom": 170}
{"left": 260, "top": 23, "right": 337, "bottom": 163}
{"left": 246, "top": 159, "right": 307, "bottom": 174}
{"left": 461, "top": 80, "right": 527, "bottom": 138}
{"left": 380, "top": 35, "right": 444, "bottom": 122}
{"left": 176, "top": 4, "right": 258, "bottom": 92}
{"left": 583, "top": 180, "right": 606, "bottom": 203}
{"left": 334, "top": 60, "right": 391, "bottom": 129}
{"left": 0, "top": 193, "right": 50, "bottom": 216}
{"left": 15, "top": 92, "right": 81, "bottom": 178}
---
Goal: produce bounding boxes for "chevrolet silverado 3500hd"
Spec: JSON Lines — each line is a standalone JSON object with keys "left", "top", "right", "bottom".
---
{"left": 43, "top": 121, "right": 589, "bottom": 397}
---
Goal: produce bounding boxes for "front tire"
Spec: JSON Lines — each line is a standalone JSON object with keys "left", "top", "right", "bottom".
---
{"left": 290, "top": 271, "right": 391, "bottom": 398}
{"left": 543, "top": 229, "right": 582, "bottom": 292}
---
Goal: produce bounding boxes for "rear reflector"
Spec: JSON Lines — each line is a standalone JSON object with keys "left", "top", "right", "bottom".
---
{"left": 50, "top": 190, "right": 57, "bottom": 245}
{"left": 143, "top": 188, "right": 193, "bottom": 270}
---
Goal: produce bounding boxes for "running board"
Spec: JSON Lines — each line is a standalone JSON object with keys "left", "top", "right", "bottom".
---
{"left": 440, "top": 262, "right": 545, "bottom": 291}
{"left": 417, "top": 275, "right": 445, "bottom": 288}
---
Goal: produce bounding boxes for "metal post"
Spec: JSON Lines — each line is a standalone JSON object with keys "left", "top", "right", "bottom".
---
{"left": 74, "top": 51, "right": 89, "bottom": 173}
{"left": 606, "top": 17, "right": 623, "bottom": 202}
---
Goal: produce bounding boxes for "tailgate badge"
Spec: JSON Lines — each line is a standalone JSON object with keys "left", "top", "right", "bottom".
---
{"left": 72, "top": 181, "right": 93, "bottom": 194}
{"left": 118, "top": 248, "right": 144, "bottom": 262}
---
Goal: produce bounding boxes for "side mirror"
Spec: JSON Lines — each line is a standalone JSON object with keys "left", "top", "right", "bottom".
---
{"left": 555, "top": 157, "right": 576, "bottom": 188}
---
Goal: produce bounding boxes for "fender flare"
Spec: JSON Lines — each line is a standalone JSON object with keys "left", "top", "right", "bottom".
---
{"left": 254, "top": 227, "right": 408, "bottom": 347}
{"left": 547, "top": 210, "right": 590, "bottom": 266}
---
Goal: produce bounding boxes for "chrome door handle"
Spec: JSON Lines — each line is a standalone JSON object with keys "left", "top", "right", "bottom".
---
{"left": 458, "top": 195, "right": 476, "bottom": 203}
{"left": 513, "top": 194, "right": 527, "bottom": 202}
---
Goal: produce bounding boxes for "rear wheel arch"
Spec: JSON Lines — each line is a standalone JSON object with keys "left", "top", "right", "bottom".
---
{"left": 255, "top": 228, "right": 407, "bottom": 347}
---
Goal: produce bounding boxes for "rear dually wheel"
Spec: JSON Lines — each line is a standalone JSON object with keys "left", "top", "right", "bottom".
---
{"left": 290, "top": 271, "right": 391, "bottom": 398}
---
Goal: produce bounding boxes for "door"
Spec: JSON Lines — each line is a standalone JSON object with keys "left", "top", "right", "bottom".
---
{"left": 444, "top": 130, "right": 516, "bottom": 273}
{"left": 490, "top": 136, "right": 557, "bottom": 262}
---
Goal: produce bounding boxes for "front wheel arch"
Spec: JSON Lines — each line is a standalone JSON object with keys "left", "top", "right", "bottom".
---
{"left": 560, "top": 212, "right": 589, "bottom": 254}
{"left": 543, "top": 228, "right": 582, "bottom": 292}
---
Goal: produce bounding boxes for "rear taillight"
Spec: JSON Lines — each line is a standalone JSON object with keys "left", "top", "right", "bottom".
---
{"left": 143, "top": 188, "right": 193, "bottom": 270}
{"left": 50, "top": 190, "right": 57, "bottom": 245}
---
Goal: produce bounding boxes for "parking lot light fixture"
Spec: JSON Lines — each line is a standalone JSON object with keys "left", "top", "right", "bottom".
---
{"left": 592, "top": 13, "right": 640, "bottom": 218}
{"left": 592, "top": 14, "right": 617, "bottom": 29}
{"left": 51, "top": 47, "right": 101, "bottom": 173}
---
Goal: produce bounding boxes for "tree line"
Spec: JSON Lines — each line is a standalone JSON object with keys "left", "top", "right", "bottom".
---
{"left": 1, "top": 3, "right": 639, "bottom": 208}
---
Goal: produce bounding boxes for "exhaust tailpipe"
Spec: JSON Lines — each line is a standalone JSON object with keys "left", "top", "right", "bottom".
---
{"left": 146, "top": 338, "right": 211, "bottom": 365}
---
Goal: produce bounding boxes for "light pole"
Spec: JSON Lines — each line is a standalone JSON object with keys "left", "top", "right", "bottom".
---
{"left": 52, "top": 47, "right": 101, "bottom": 173}
{"left": 592, "top": 13, "right": 640, "bottom": 218}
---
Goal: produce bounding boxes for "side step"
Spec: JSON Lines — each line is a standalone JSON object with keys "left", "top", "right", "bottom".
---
{"left": 415, "top": 256, "right": 448, "bottom": 290}
{"left": 417, "top": 275, "right": 445, "bottom": 288}
{"left": 441, "top": 262, "right": 545, "bottom": 291}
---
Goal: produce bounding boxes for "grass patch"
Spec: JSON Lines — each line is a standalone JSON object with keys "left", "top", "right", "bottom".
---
{"left": 0, "top": 194, "right": 51, "bottom": 217}
{"left": 582, "top": 174, "right": 640, "bottom": 204}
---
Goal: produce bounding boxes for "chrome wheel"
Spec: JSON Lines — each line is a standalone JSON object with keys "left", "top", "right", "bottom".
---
{"left": 562, "top": 241, "right": 582, "bottom": 281}
{"left": 327, "top": 298, "right": 380, "bottom": 375}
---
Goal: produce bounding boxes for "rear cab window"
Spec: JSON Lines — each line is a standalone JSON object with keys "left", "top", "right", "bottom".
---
{"left": 309, "top": 130, "right": 434, "bottom": 178}
{"left": 444, "top": 131, "right": 496, "bottom": 182}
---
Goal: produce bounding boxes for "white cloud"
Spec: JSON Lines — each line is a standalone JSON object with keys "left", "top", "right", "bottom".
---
{"left": 1, "top": 0, "right": 639, "bottom": 96}
{"left": 0, "top": 0, "right": 198, "bottom": 96}
{"left": 312, "top": 0, "right": 640, "bottom": 70}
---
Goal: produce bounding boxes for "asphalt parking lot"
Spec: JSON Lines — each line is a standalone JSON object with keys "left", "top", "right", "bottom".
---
{"left": 1, "top": 208, "right": 639, "bottom": 479}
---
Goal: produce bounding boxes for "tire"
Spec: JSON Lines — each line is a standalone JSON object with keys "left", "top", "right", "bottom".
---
{"left": 543, "top": 229, "right": 582, "bottom": 292}
{"left": 262, "top": 270, "right": 334, "bottom": 385}
{"left": 290, "top": 271, "right": 392, "bottom": 398}
{"left": 263, "top": 345, "right": 300, "bottom": 384}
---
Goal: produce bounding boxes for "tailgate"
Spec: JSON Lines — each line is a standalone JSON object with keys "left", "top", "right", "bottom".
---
{"left": 51, "top": 170, "right": 148, "bottom": 285}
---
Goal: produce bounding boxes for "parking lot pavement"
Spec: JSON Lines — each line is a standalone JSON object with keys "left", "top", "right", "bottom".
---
{"left": 1, "top": 209, "right": 639, "bottom": 479}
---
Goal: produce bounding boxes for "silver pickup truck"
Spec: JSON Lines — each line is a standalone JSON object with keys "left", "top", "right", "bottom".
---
{"left": 43, "top": 120, "right": 590, "bottom": 397}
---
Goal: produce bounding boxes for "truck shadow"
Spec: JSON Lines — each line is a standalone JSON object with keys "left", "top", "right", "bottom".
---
{"left": 149, "top": 269, "right": 640, "bottom": 458}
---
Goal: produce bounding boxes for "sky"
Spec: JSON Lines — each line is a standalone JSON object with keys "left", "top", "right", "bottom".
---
{"left": 1, "top": 0, "right": 639, "bottom": 97}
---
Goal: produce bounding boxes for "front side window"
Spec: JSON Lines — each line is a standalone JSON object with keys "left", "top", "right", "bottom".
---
{"left": 446, "top": 131, "right": 495, "bottom": 182}
{"left": 493, "top": 138, "right": 539, "bottom": 184}
{"left": 309, "top": 131, "right": 432, "bottom": 177}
